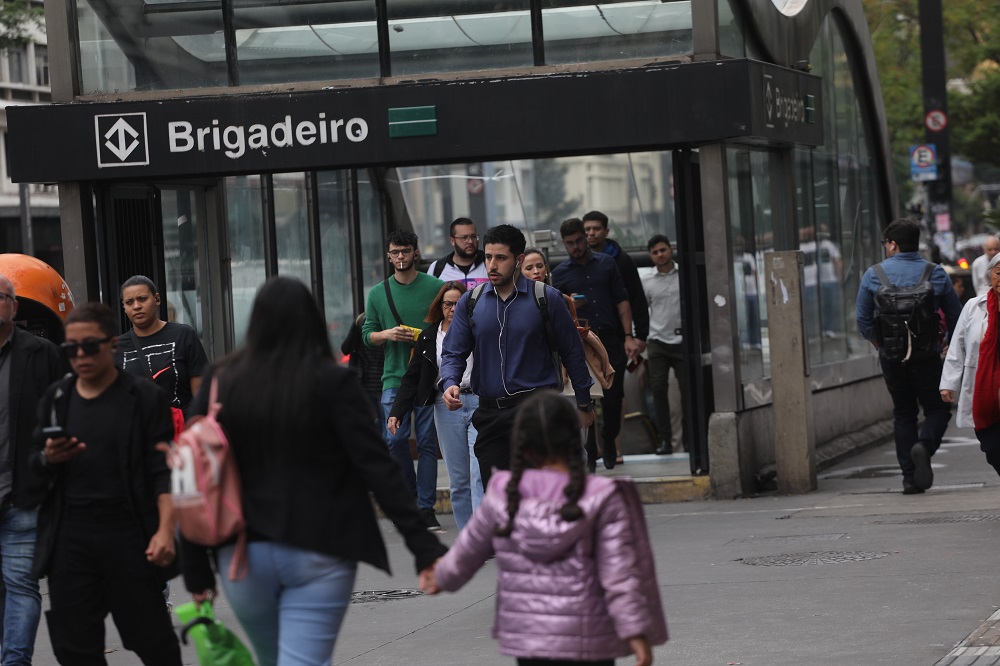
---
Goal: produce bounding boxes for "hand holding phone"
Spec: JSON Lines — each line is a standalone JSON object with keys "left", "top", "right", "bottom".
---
{"left": 41, "top": 427, "right": 85, "bottom": 464}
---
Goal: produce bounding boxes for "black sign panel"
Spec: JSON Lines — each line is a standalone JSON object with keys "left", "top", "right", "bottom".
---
{"left": 8, "top": 59, "right": 821, "bottom": 183}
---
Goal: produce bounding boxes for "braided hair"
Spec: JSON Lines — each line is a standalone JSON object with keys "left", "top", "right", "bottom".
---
{"left": 495, "top": 391, "right": 588, "bottom": 537}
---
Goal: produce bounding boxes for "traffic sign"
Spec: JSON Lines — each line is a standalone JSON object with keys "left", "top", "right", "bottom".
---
{"left": 925, "top": 109, "right": 948, "bottom": 132}
{"left": 910, "top": 144, "right": 938, "bottom": 181}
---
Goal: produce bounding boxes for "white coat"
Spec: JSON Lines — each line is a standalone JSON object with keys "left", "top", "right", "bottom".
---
{"left": 940, "top": 294, "right": 989, "bottom": 428}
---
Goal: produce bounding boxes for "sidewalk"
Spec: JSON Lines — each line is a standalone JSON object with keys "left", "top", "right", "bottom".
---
{"left": 30, "top": 423, "right": 1000, "bottom": 665}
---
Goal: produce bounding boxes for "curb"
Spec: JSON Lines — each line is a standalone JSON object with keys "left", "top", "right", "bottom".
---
{"left": 935, "top": 609, "right": 1000, "bottom": 665}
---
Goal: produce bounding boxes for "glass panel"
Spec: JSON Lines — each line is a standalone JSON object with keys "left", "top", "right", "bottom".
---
{"left": 542, "top": 0, "right": 692, "bottom": 65}
{"left": 395, "top": 153, "right": 675, "bottom": 261}
{"left": 387, "top": 0, "right": 532, "bottom": 76}
{"left": 317, "top": 170, "right": 354, "bottom": 351}
{"left": 7, "top": 46, "right": 26, "bottom": 83}
{"left": 160, "top": 188, "right": 205, "bottom": 338}
{"left": 272, "top": 172, "right": 311, "bottom": 284}
{"left": 357, "top": 170, "right": 386, "bottom": 297}
{"left": 34, "top": 45, "right": 48, "bottom": 86}
{"left": 226, "top": 175, "right": 265, "bottom": 346}
{"left": 718, "top": 0, "right": 744, "bottom": 58}
{"left": 236, "top": 1, "right": 379, "bottom": 85}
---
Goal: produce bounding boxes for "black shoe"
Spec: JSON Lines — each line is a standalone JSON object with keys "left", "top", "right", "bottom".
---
{"left": 603, "top": 450, "right": 616, "bottom": 470}
{"left": 421, "top": 508, "right": 441, "bottom": 530}
{"left": 902, "top": 479, "right": 925, "bottom": 495}
{"left": 911, "top": 442, "right": 934, "bottom": 490}
{"left": 655, "top": 442, "right": 673, "bottom": 456}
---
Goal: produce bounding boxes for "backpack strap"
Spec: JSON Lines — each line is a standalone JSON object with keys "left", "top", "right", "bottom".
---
{"left": 382, "top": 278, "right": 404, "bottom": 327}
{"left": 431, "top": 257, "right": 448, "bottom": 278}
{"left": 531, "top": 280, "right": 558, "bottom": 354}
{"left": 466, "top": 283, "right": 487, "bottom": 326}
{"left": 207, "top": 375, "right": 221, "bottom": 419}
{"left": 918, "top": 262, "right": 935, "bottom": 283}
{"left": 872, "top": 263, "right": 893, "bottom": 289}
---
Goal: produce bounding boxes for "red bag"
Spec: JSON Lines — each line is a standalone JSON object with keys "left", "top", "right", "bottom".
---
{"left": 169, "top": 377, "right": 247, "bottom": 581}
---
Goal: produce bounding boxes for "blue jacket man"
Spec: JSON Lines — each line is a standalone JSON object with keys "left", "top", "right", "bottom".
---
{"left": 856, "top": 219, "right": 962, "bottom": 494}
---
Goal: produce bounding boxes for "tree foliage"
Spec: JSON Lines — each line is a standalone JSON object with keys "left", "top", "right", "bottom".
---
{"left": 0, "top": 0, "right": 42, "bottom": 53}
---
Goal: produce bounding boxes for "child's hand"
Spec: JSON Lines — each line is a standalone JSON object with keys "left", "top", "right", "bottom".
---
{"left": 419, "top": 559, "right": 441, "bottom": 595}
{"left": 628, "top": 636, "right": 652, "bottom": 666}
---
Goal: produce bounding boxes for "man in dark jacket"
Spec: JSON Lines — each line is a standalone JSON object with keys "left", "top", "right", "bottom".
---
{"left": 0, "top": 274, "right": 63, "bottom": 666}
{"left": 582, "top": 210, "right": 650, "bottom": 344}
{"left": 32, "top": 302, "right": 181, "bottom": 666}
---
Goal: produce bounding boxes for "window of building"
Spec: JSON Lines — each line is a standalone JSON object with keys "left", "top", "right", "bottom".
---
{"left": 34, "top": 45, "right": 48, "bottom": 86}
{"left": 7, "top": 46, "right": 27, "bottom": 83}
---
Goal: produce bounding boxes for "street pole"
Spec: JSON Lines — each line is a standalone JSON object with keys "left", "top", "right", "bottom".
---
{"left": 919, "top": 0, "right": 952, "bottom": 236}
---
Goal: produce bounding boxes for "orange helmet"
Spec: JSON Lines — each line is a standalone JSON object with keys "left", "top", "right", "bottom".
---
{"left": 0, "top": 254, "right": 75, "bottom": 319}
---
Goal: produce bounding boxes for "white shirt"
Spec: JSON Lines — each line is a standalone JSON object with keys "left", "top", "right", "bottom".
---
{"left": 972, "top": 253, "right": 991, "bottom": 296}
{"left": 437, "top": 326, "right": 473, "bottom": 389}
{"left": 642, "top": 262, "right": 682, "bottom": 344}
{"left": 426, "top": 257, "right": 489, "bottom": 290}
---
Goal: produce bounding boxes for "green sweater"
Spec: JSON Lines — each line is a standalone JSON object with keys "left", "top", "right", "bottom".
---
{"left": 362, "top": 272, "right": 444, "bottom": 389}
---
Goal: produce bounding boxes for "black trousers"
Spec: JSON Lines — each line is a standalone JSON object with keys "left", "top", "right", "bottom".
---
{"left": 472, "top": 402, "right": 520, "bottom": 490}
{"left": 976, "top": 421, "right": 1000, "bottom": 478}
{"left": 594, "top": 328, "right": 627, "bottom": 450}
{"left": 46, "top": 505, "right": 181, "bottom": 666}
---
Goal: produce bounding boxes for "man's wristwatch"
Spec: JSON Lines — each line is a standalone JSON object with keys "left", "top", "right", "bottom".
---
{"left": 577, "top": 400, "right": 595, "bottom": 413}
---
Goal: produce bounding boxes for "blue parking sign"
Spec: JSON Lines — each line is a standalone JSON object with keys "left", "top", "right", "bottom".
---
{"left": 910, "top": 144, "right": 938, "bottom": 182}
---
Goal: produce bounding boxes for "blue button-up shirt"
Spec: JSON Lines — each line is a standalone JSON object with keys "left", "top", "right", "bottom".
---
{"left": 440, "top": 275, "right": 593, "bottom": 405}
{"left": 856, "top": 251, "right": 962, "bottom": 342}
{"left": 550, "top": 251, "right": 630, "bottom": 333}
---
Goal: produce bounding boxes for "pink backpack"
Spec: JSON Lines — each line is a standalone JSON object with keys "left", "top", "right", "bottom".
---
{"left": 169, "top": 376, "right": 248, "bottom": 581}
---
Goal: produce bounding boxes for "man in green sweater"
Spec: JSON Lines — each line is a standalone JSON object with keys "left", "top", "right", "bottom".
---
{"left": 363, "top": 229, "right": 444, "bottom": 529}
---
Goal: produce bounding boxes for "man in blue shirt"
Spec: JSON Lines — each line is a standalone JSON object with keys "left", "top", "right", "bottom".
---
{"left": 441, "top": 224, "right": 594, "bottom": 488}
{"left": 856, "top": 218, "right": 962, "bottom": 494}
{"left": 551, "top": 218, "right": 638, "bottom": 469}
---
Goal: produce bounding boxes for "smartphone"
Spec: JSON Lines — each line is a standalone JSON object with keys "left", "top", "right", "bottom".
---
{"left": 572, "top": 294, "right": 586, "bottom": 301}
{"left": 41, "top": 426, "right": 69, "bottom": 439}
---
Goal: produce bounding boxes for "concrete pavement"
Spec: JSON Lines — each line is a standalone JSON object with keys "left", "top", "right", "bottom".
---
{"left": 29, "top": 423, "right": 1000, "bottom": 665}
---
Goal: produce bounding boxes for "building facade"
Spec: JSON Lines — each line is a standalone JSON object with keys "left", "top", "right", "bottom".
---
{"left": 7, "top": 0, "right": 897, "bottom": 495}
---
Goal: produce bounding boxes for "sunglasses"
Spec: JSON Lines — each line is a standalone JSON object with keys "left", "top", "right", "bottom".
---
{"left": 60, "top": 337, "right": 112, "bottom": 357}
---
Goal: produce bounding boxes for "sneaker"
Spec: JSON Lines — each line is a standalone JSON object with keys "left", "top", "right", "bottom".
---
{"left": 911, "top": 442, "right": 934, "bottom": 490}
{"left": 421, "top": 508, "right": 441, "bottom": 531}
{"left": 902, "top": 478, "right": 925, "bottom": 495}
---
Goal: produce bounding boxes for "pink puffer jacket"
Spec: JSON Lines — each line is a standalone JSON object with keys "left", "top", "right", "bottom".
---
{"left": 433, "top": 469, "right": 668, "bottom": 661}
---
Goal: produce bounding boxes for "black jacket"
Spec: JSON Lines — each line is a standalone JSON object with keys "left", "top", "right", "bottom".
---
{"left": 181, "top": 362, "right": 447, "bottom": 593}
{"left": 389, "top": 322, "right": 441, "bottom": 418}
{"left": 31, "top": 371, "right": 175, "bottom": 579}
{"left": 7, "top": 327, "right": 65, "bottom": 509}
{"left": 605, "top": 239, "right": 650, "bottom": 341}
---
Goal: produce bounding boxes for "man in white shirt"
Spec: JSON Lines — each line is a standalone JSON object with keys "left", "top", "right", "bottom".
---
{"left": 971, "top": 235, "right": 1000, "bottom": 296}
{"left": 642, "top": 234, "right": 689, "bottom": 455}
{"left": 426, "top": 218, "right": 489, "bottom": 290}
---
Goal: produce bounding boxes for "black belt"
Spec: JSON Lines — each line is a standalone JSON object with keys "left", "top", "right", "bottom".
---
{"left": 480, "top": 386, "right": 554, "bottom": 410}
{"left": 459, "top": 387, "right": 474, "bottom": 394}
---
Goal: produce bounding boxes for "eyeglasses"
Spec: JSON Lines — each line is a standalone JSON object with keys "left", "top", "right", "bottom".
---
{"left": 442, "top": 300, "right": 458, "bottom": 310}
{"left": 387, "top": 248, "right": 414, "bottom": 258}
{"left": 0, "top": 293, "right": 14, "bottom": 303}
{"left": 880, "top": 239, "right": 891, "bottom": 247}
{"left": 452, "top": 234, "right": 478, "bottom": 242}
{"left": 60, "top": 337, "right": 112, "bottom": 357}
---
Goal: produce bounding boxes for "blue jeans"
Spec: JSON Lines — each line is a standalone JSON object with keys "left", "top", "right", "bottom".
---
{"left": 433, "top": 394, "right": 483, "bottom": 530}
{"left": 881, "top": 354, "right": 951, "bottom": 479}
{"left": 217, "top": 542, "right": 357, "bottom": 666}
{"left": 0, "top": 506, "right": 40, "bottom": 666}
{"left": 381, "top": 388, "right": 438, "bottom": 511}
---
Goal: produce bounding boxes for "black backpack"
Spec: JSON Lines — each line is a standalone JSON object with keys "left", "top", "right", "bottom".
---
{"left": 466, "top": 280, "right": 564, "bottom": 390}
{"left": 872, "top": 263, "right": 938, "bottom": 363}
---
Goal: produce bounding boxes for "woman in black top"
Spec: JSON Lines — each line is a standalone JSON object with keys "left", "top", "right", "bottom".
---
{"left": 181, "top": 277, "right": 446, "bottom": 666}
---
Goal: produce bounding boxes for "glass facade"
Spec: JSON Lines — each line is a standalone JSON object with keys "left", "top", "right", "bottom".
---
{"left": 74, "top": 0, "right": 694, "bottom": 94}
{"left": 726, "top": 13, "right": 885, "bottom": 387}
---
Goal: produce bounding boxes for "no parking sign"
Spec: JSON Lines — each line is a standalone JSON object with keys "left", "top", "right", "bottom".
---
{"left": 910, "top": 144, "right": 938, "bottom": 182}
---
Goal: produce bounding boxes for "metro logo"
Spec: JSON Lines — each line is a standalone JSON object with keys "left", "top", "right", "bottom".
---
{"left": 95, "top": 113, "right": 150, "bottom": 168}
{"left": 168, "top": 114, "right": 369, "bottom": 160}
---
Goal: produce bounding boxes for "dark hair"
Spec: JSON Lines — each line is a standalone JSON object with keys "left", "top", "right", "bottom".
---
{"left": 496, "top": 391, "right": 587, "bottom": 537}
{"left": 522, "top": 247, "right": 550, "bottom": 283}
{"left": 120, "top": 275, "right": 159, "bottom": 299}
{"left": 560, "top": 217, "right": 585, "bottom": 238}
{"left": 385, "top": 229, "right": 418, "bottom": 252}
{"left": 647, "top": 234, "right": 672, "bottom": 251}
{"left": 482, "top": 224, "right": 526, "bottom": 257}
{"left": 424, "top": 281, "right": 468, "bottom": 324}
{"left": 883, "top": 219, "right": 920, "bottom": 252}
{"left": 450, "top": 218, "right": 476, "bottom": 236}
{"left": 65, "top": 302, "right": 116, "bottom": 338}
{"left": 581, "top": 210, "right": 608, "bottom": 228}
{"left": 217, "top": 277, "right": 334, "bottom": 461}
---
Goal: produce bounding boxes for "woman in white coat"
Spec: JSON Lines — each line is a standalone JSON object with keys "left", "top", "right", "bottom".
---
{"left": 941, "top": 252, "right": 1000, "bottom": 476}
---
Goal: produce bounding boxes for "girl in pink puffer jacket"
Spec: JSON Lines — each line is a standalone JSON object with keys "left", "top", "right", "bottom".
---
{"left": 421, "top": 391, "right": 668, "bottom": 666}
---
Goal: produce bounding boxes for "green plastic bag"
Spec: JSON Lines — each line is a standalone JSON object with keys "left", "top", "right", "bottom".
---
{"left": 175, "top": 601, "right": 256, "bottom": 666}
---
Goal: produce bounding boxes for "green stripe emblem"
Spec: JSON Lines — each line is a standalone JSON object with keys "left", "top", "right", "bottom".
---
{"left": 388, "top": 106, "right": 437, "bottom": 138}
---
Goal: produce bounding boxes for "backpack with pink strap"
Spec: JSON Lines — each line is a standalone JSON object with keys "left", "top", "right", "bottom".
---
{"left": 168, "top": 376, "right": 248, "bottom": 580}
